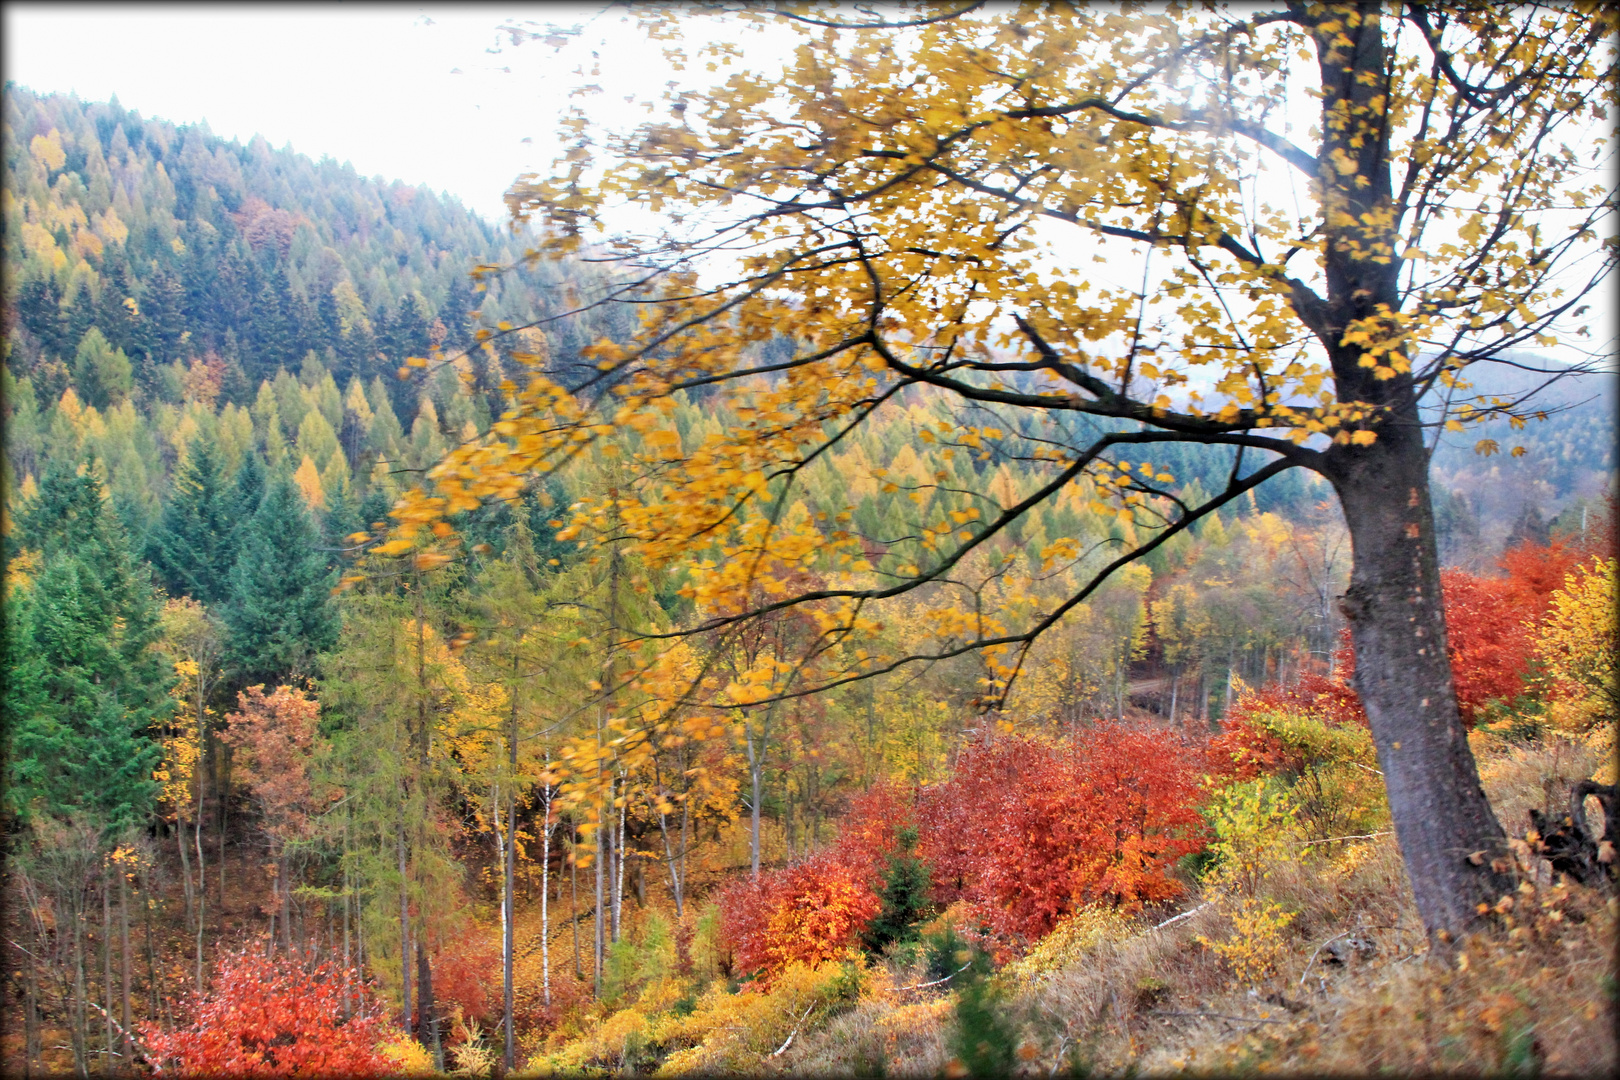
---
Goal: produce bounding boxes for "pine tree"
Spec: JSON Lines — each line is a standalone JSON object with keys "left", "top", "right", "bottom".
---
{"left": 147, "top": 435, "right": 236, "bottom": 605}
{"left": 72, "top": 327, "right": 133, "bottom": 410}
{"left": 224, "top": 469, "right": 339, "bottom": 685}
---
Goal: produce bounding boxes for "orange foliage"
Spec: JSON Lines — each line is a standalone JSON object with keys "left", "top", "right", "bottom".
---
{"left": 430, "top": 924, "right": 500, "bottom": 1028}
{"left": 718, "top": 852, "right": 879, "bottom": 980}
{"left": 221, "top": 685, "right": 320, "bottom": 847}
{"left": 1215, "top": 540, "right": 1586, "bottom": 768}
{"left": 141, "top": 949, "right": 393, "bottom": 1077}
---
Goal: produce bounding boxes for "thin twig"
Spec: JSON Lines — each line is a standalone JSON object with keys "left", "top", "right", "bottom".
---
{"left": 770, "top": 1003, "right": 816, "bottom": 1058}
{"left": 895, "top": 961, "right": 972, "bottom": 992}
{"left": 1148, "top": 1009, "right": 1287, "bottom": 1025}
{"left": 1300, "top": 931, "right": 1355, "bottom": 990}
{"left": 1150, "top": 902, "right": 1212, "bottom": 931}
{"left": 1296, "top": 831, "right": 1392, "bottom": 846}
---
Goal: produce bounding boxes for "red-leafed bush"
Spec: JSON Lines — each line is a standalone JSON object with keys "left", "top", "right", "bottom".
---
{"left": 142, "top": 948, "right": 394, "bottom": 1077}
{"left": 431, "top": 923, "right": 500, "bottom": 1028}
{"left": 915, "top": 725, "right": 1208, "bottom": 941}
{"left": 1213, "top": 540, "right": 1585, "bottom": 766}
{"left": 835, "top": 782, "right": 915, "bottom": 880}
{"left": 718, "top": 851, "right": 880, "bottom": 980}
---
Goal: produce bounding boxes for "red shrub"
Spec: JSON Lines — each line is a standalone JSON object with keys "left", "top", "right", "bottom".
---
{"left": 431, "top": 924, "right": 500, "bottom": 1027}
{"left": 1213, "top": 539, "right": 1584, "bottom": 759}
{"left": 717, "top": 851, "right": 879, "bottom": 980}
{"left": 916, "top": 725, "right": 1208, "bottom": 941}
{"left": 141, "top": 948, "right": 394, "bottom": 1077}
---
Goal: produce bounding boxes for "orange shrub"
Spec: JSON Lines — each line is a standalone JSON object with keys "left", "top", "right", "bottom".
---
{"left": 718, "top": 852, "right": 879, "bottom": 980}
{"left": 915, "top": 724, "right": 1208, "bottom": 941}
{"left": 142, "top": 948, "right": 394, "bottom": 1077}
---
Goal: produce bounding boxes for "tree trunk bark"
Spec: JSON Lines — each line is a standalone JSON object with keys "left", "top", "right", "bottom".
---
{"left": 176, "top": 812, "right": 193, "bottom": 934}
{"left": 417, "top": 940, "right": 440, "bottom": 1067}
{"left": 594, "top": 802, "right": 605, "bottom": 997}
{"left": 118, "top": 865, "right": 131, "bottom": 1065}
{"left": 398, "top": 831, "right": 412, "bottom": 1036}
{"left": 571, "top": 828, "right": 582, "bottom": 981}
{"left": 540, "top": 774, "right": 552, "bottom": 1012}
{"left": 219, "top": 742, "right": 230, "bottom": 910}
{"left": 1326, "top": 427, "right": 1512, "bottom": 947}
{"left": 102, "top": 878, "right": 113, "bottom": 1063}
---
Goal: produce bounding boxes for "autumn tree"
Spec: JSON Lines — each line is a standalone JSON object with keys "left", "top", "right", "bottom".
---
{"left": 222, "top": 685, "right": 321, "bottom": 957}
{"left": 388, "top": 3, "right": 1617, "bottom": 947}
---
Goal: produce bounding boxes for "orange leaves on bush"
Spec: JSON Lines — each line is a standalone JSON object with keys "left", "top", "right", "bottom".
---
{"left": 718, "top": 852, "right": 879, "bottom": 980}
{"left": 1214, "top": 540, "right": 1586, "bottom": 766}
{"left": 915, "top": 725, "right": 1207, "bottom": 942}
{"left": 141, "top": 949, "right": 394, "bottom": 1077}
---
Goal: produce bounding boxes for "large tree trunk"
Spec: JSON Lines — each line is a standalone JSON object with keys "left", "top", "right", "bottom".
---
{"left": 1309, "top": 3, "right": 1516, "bottom": 950}
{"left": 1326, "top": 424, "right": 1513, "bottom": 947}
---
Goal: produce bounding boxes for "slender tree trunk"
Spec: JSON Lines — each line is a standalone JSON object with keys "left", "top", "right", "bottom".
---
{"left": 418, "top": 939, "right": 441, "bottom": 1069}
{"left": 342, "top": 838, "right": 352, "bottom": 1021}
{"left": 140, "top": 862, "right": 158, "bottom": 1021}
{"left": 195, "top": 691, "right": 209, "bottom": 926}
{"left": 398, "top": 830, "right": 412, "bottom": 1035}
{"left": 594, "top": 802, "right": 606, "bottom": 996}
{"left": 25, "top": 931, "right": 39, "bottom": 1077}
{"left": 219, "top": 742, "right": 229, "bottom": 910}
{"left": 280, "top": 854, "right": 293, "bottom": 959}
{"left": 744, "top": 719, "right": 768, "bottom": 881}
{"left": 118, "top": 865, "right": 131, "bottom": 1065}
{"left": 71, "top": 893, "right": 87, "bottom": 1078}
{"left": 176, "top": 814, "right": 193, "bottom": 934}
{"left": 570, "top": 829, "right": 582, "bottom": 981}
{"left": 613, "top": 782, "right": 626, "bottom": 940}
{"left": 1168, "top": 672, "right": 1179, "bottom": 726}
{"left": 102, "top": 878, "right": 113, "bottom": 1064}
{"left": 1223, "top": 650, "right": 1236, "bottom": 720}
{"left": 540, "top": 771, "right": 552, "bottom": 1011}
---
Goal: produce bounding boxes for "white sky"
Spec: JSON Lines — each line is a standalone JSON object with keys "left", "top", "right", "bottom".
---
{"left": 4, "top": 3, "right": 646, "bottom": 222}
{"left": 5, "top": 4, "right": 1612, "bottom": 369}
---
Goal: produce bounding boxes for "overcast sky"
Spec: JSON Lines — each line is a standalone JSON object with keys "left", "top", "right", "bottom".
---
{"left": 4, "top": 3, "right": 647, "bottom": 222}
{"left": 6, "top": 5, "right": 1612, "bottom": 367}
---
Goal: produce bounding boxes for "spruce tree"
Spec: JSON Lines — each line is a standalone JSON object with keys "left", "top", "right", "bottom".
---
{"left": 147, "top": 435, "right": 236, "bottom": 604}
{"left": 225, "top": 469, "right": 339, "bottom": 685}
{"left": 6, "top": 460, "right": 169, "bottom": 826}
{"left": 861, "top": 826, "right": 933, "bottom": 956}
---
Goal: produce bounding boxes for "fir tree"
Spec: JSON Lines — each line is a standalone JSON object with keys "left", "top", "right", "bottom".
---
{"left": 224, "top": 469, "right": 339, "bottom": 685}
{"left": 6, "top": 459, "right": 169, "bottom": 826}
{"left": 146, "top": 435, "right": 236, "bottom": 604}
{"left": 861, "top": 826, "right": 933, "bottom": 956}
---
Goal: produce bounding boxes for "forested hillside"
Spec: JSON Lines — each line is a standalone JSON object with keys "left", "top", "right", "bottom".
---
{"left": 2, "top": 77, "right": 1615, "bottom": 1079}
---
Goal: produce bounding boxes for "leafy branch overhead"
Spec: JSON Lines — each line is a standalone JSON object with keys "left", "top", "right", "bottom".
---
{"left": 379, "top": 3, "right": 1615, "bottom": 716}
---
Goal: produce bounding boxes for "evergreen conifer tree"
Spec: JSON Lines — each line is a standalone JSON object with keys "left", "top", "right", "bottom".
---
{"left": 227, "top": 450, "right": 265, "bottom": 525}
{"left": 147, "top": 435, "right": 236, "bottom": 604}
{"left": 225, "top": 469, "right": 339, "bottom": 684}
{"left": 861, "top": 826, "right": 932, "bottom": 956}
{"left": 6, "top": 459, "right": 169, "bottom": 826}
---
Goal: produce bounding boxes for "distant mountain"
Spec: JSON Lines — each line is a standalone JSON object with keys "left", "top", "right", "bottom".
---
{"left": 2, "top": 85, "right": 634, "bottom": 423}
{"left": 1424, "top": 355, "right": 1615, "bottom": 564}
